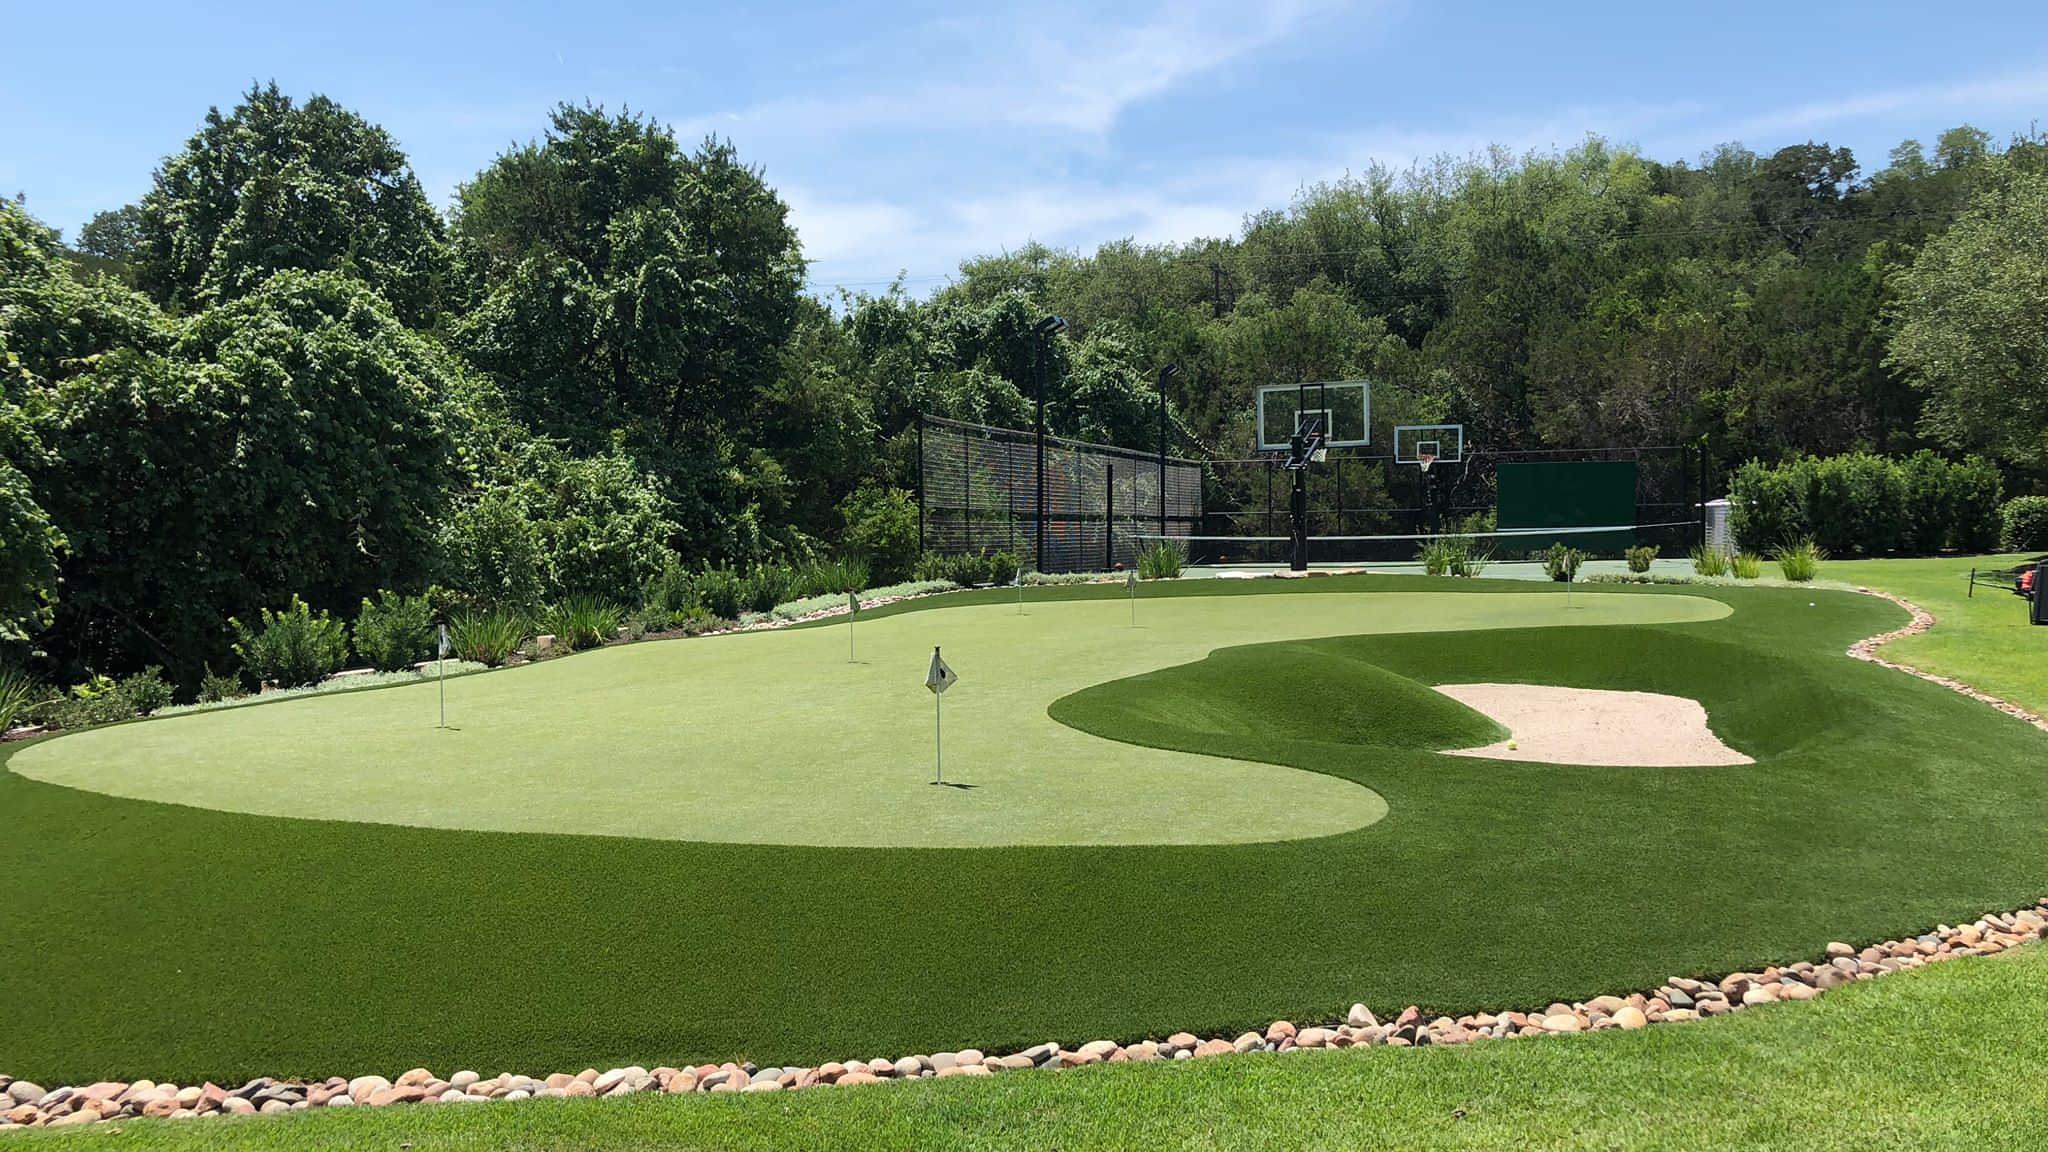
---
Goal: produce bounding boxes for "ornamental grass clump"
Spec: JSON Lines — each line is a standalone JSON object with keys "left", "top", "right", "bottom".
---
{"left": 450, "top": 608, "right": 528, "bottom": 667}
{"left": 1625, "top": 545, "right": 1657, "bottom": 573}
{"left": 1690, "top": 546, "right": 1728, "bottom": 577}
{"left": 1730, "top": 551, "right": 1764, "bottom": 580}
{"left": 1776, "top": 538, "right": 1826, "bottom": 582}
{"left": 1137, "top": 540, "right": 1186, "bottom": 580}
{"left": 539, "top": 597, "right": 624, "bottom": 651}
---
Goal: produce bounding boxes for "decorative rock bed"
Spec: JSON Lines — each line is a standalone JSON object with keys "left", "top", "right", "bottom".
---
{"left": 3, "top": 900, "right": 2042, "bottom": 1129}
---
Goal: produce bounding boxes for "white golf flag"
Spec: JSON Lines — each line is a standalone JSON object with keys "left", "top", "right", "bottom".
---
{"left": 847, "top": 590, "right": 860, "bottom": 615}
{"left": 1127, "top": 569, "right": 1138, "bottom": 590}
{"left": 437, "top": 622, "right": 450, "bottom": 658}
{"left": 925, "top": 647, "right": 956, "bottom": 695}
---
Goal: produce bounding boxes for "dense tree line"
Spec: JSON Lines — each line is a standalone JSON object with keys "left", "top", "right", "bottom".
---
{"left": 4, "top": 82, "right": 2045, "bottom": 689}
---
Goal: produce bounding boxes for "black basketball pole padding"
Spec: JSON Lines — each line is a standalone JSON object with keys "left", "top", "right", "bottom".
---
{"left": 2032, "top": 562, "right": 2047, "bottom": 626}
{"left": 915, "top": 418, "right": 926, "bottom": 555}
{"left": 1289, "top": 432, "right": 1309, "bottom": 572}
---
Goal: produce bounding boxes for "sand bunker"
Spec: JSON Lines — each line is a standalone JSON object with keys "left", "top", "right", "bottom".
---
{"left": 1435, "top": 683, "right": 1752, "bottom": 767}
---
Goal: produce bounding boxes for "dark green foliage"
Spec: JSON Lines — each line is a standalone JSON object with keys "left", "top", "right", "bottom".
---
{"left": 1624, "top": 545, "right": 1657, "bottom": 573}
{"left": 115, "top": 666, "right": 174, "bottom": 716}
{"left": 231, "top": 598, "right": 350, "bottom": 688}
{"left": 838, "top": 486, "right": 920, "bottom": 583}
{"left": 913, "top": 549, "right": 1019, "bottom": 587}
{"left": 1999, "top": 496, "right": 2048, "bottom": 551}
{"left": 353, "top": 591, "right": 437, "bottom": 673}
{"left": 744, "top": 566, "right": 794, "bottom": 614}
{"left": 437, "top": 448, "right": 676, "bottom": 609}
{"left": 197, "top": 665, "right": 244, "bottom": 704}
{"left": 693, "top": 568, "right": 748, "bottom": 620}
{"left": 36, "top": 676, "right": 137, "bottom": 730}
{"left": 135, "top": 82, "right": 448, "bottom": 324}
{"left": 538, "top": 597, "right": 624, "bottom": 651}
{"left": 1731, "top": 452, "right": 2003, "bottom": 555}
{"left": 449, "top": 608, "right": 527, "bottom": 667}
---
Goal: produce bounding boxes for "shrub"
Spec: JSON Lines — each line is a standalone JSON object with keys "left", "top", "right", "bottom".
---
{"left": 435, "top": 490, "right": 545, "bottom": 610}
{"left": 1417, "top": 536, "right": 1465, "bottom": 576}
{"left": 116, "top": 666, "right": 174, "bottom": 716}
{"left": 2001, "top": 496, "right": 2048, "bottom": 551}
{"left": 1624, "top": 545, "right": 1657, "bottom": 573}
{"left": 792, "top": 558, "right": 870, "bottom": 598}
{"left": 694, "top": 567, "right": 748, "bottom": 620}
{"left": 231, "top": 597, "right": 349, "bottom": 688}
{"left": 642, "top": 555, "right": 697, "bottom": 616}
{"left": 198, "top": 664, "right": 245, "bottom": 703}
{"left": 450, "top": 608, "right": 527, "bottom": 667}
{"left": 1136, "top": 540, "right": 1185, "bottom": 580}
{"left": 913, "top": 550, "right": 1019, "bottom": 587}
{"left": 1542, "top": 543, "right": 1583, "bottom": 582}
{"left": 1733, "top": 451, "right": 2003, "bottom": 555}
{"left": 745, "top": 565, "right": 795, "bottom": 614}
{"left": 538, "top": 597, "right": 624, "bottom": 651}
{"left": 1730, "top": 551, "right": 1764, "bottom": 579}
{"left": 1689, "top": 546, "right": 1728, "bottom": 577}
{"left": 839, "top": 486, "right": 921, "bottom": 583}
{"left": 1, "top": 665, "right": 44, "bottom": 731}
{"left": 984, "top": 550, "right": 1022, "bottom": 586}
{"left": 1776, "top": 538, "right": 1826, "bottom": 582}
{"left": 353, "top": 591, "right": 436, "bottom": 672}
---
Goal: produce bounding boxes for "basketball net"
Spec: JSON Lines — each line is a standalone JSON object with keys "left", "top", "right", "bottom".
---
{"left": 1417, "top": 451, "right": 1436, "bottom": 475}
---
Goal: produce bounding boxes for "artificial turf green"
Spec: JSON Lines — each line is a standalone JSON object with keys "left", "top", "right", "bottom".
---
{"left": 2, "top": 574, "right": 2045, "bottom": 1088}
{"left": 16, "top": 945, "right": 2048, "bottom": 1151}
{"left": 7, "top": 590, "right": 1720, "bottom": 847}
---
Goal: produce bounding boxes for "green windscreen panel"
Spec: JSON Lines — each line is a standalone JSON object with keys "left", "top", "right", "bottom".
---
{"left": 1496, "top": 461, "right": 1637, "bottom": 553}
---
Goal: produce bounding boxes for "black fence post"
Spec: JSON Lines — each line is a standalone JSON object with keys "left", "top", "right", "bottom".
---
{"left": 916, "top": 417, "right": 926, "bottom": 555}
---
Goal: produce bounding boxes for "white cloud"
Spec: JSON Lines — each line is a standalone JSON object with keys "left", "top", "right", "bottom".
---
{"left": 1720, "top": 65, "right": 2048, "bottom": 143}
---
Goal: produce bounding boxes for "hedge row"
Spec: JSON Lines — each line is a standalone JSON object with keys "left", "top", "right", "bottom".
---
{"left": 1729, "top": 451, "right": 2003, "bottom": 555}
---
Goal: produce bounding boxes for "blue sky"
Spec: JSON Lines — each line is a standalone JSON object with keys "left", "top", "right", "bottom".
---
{"left": 5, "top": 1, "right": 2046, "bottom": 292}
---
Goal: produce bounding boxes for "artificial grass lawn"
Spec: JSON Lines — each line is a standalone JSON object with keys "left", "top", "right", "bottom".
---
{"left": 8, "top": 591, "right": 1724, "bottom": 847}
{"left": 1832, "top": 552, "right": 2048, "bottom": 718}
{"left": 18, "top": 945, "right": 2048, "bottom": 1151}
{"left": 3, "top": 574, "right": 2045, "bottom": 1087}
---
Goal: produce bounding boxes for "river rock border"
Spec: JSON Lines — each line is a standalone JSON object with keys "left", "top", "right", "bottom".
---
{"left": 3, "top": 900, "right": 2042, "bottom": 1129}
{"left": 1848, "top": 587, "right": 2048, "bottom": 733}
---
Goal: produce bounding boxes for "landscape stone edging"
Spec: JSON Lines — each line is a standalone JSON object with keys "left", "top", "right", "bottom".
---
{"left": 1847, "top": 587, "right": 2048, "bottom": 733}
{"left": 4, "top": 908, "right": 2041, "bottom": 1126}
{"left": 6, "top": 582, "right": 2048, "bottom": 1130}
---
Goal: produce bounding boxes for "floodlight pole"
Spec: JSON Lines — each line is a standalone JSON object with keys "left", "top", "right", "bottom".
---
{"left": 1157, "top": 364, "right": 1179, "bottom": 542}
{"left": 1032, "top": 316, "right": 1066, "bottom": 572}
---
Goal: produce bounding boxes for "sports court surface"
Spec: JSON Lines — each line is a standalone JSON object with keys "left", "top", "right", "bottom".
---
{"left": 4, "top": 575, "right": 2045, "bottom": 1087}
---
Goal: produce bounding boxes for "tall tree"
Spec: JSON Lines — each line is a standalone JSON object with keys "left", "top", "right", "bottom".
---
{"left": 136, "top": 83, "right": 448, "bottom": 323}
{"left": 1886, "top": 163, "right": 2048, "bottom": 478}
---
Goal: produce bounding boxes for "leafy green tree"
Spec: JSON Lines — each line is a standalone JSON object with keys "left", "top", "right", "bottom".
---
{"left": 23, "top": 271, "right": 470, "bottom": 680}
{"left": 136, "top": 83, "right": 448, "bottom": 323}
{"left": 1886, "top": 164, "right": 2048, "bottom": 476}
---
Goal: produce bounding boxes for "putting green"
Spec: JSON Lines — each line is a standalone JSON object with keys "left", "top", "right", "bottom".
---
{"left": 10, "top": 589, "right": 1729, "bottom": 846}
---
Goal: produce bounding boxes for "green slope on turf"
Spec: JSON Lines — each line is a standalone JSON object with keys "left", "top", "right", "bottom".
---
{"left": 2, "top": 575, "right": 2044, "bottom": 1087}
{"left": 18, "top": 946, "right": 2048, "bottom": 1151}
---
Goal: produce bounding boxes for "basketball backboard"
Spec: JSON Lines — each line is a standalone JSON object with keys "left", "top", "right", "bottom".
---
{"left": 1394, "top": 424, "right": 1465, "bottom": 465}
{"left": 1257, "top": 382, "right": 1369, "bottom": 452}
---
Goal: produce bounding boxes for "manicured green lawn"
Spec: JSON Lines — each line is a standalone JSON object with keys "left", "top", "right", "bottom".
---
{"left": 9, "top": 590, "right": 1722, "bottom": 848}
{"left": 1832, "top": 553, "right": 2048, "bottom": 717}
{"left": 2, "top": 574, "right": 2044, "bottom": 1089}
{"left": 17, "top": 944, "right": 2048, "bottom": 1151}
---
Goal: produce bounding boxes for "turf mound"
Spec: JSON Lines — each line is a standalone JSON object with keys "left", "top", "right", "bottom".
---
{"left": 1049, "top": 643, "right": 1507, "bottom": 754}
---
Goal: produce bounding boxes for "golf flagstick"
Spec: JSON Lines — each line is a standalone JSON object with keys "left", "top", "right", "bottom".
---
{"left": 1128, "top": 568, "right": 1138, "bottom": 626}
{"left": 925, "top": 646, "right": 956, "bottom": 784}
{"left": 847, "top": 590, "right": 859, "bottom": 662}
{"left": 436, "top": 622, "right": 449, "bottom": 728}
